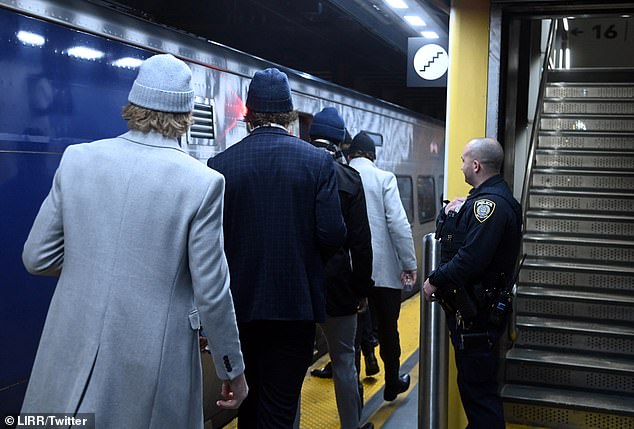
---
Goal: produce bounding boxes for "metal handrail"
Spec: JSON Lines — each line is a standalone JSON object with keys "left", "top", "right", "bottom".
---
{"left": 519, "top": 18, "right": 557, "bottom": 224}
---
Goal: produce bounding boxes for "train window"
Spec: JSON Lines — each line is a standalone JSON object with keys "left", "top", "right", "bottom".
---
{"left": 417, "top": 175, "right": 436, "bottom": 224}
{"left": 362, "top": 131, "right": 383, "bottom": 147}
{"left": 396, "top": 175, "right": 414, "bottom": 223}
{"left": 298, "top": 113, "right": 313, "bottom": 142}
{"left": 191, "top": 98, "right": 215, "bottom": 142}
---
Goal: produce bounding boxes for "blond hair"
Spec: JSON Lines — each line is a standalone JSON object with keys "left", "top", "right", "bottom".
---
{"left": 122, "top": 102, "right": 194, "bottom": 138}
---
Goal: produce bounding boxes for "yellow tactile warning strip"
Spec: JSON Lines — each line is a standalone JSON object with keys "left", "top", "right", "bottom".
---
{"left": 223, "top": 293, "right": 421, "bottom": 429}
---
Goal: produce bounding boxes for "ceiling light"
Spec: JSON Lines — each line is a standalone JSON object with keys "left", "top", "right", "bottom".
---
{"left": 404, "top": 15, "right": 426, "bottom": 26}
{"left": 421, "top": 31, "right": 439, "bottom": 39}
{"left": 112, "top": 57, "right": 143, "bottom": 68}
{"left": 563, "top": 18, "right": 569, "bottom": 31}
{"left": 66, "top": 46, "right": 104, "bottom": 60}
{"left": 384, "top": 0, "right": 408, "bottom": 9}
{"left": 17, "top": 30, "right": 45, "bottom": 46}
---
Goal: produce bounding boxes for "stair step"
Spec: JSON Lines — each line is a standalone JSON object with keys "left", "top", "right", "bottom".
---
{"left": 515, "top": 316, "right": 634, "bottom": 356}
{"left": 525, "top": 210, "right": 634, "bottom": 237}
{"left": 545, "top": 83, "right": 634, "bottom": 99}
{"left": 505, "top": 348, "right": 634, "bottom": 395}
{"left": 515, "top": 286, "right": 634, "bottom": 323}
{"left": 518, "top": 260, "right": 634, "bottom": 293}
{"left": 522, "top": 234, "right": 634, "bottom": 265}
{"left": 543, "top": 100, "right": 634, "bottom": 115}
{"left": 535, "top": 149, "right": 634, "bottom": 170}
{"left": 531, "top": 168, "right": 634, "bottom": 192}
{"left": 538, "top": 132, "right": 634, "bottom": 150}
{"left": 502, "top": 384, "right": 634, "bottom": 428}
{"left": 540, "top": 115, "right": 634, "bottom": 133}
{"left": 528, "top": 188, "right": 634, "bottom": 214}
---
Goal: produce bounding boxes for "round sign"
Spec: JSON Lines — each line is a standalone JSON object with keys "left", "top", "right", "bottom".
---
{"left": 413, "top": 44, "right": 449, "bottom": 81}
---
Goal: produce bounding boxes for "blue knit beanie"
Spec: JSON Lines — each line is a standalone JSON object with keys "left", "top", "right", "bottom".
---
{"left": 309, "top": 107, "right": 346, "bottom": 143}
{"left": 349, "top": 131, "right": 376, "bottom": 157}
{"left": 128, "top": 54, "right": 194, "bottom": 113}
{"left": 246, "top": 68, "right": 294, "bottom": 113}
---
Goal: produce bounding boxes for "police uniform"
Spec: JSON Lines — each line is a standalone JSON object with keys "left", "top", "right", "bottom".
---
{"left": 428, "top": 174, "right": 521, "bottom": 429}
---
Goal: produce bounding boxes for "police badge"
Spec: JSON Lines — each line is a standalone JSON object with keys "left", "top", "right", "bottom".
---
{"left": 474, "top": 199, "right": 495, "bottom": 223}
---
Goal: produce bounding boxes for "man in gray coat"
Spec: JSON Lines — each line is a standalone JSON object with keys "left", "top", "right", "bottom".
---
{"left": 21, "top": 54, "right": 247, "bottom": 428}
{"left": 348, "top": 132, "right": 417, "bottom": 402}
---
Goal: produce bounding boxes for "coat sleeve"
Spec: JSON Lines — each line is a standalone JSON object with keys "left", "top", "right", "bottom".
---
{"left": 383, "top": 173, "right": 417, "bottom": 271}
{"left": 22, "top": 151, "right": 68, "bottom": 277}
{"left": 347, "top": 180, "right": 374, "bottom": 297}
{"left": 315, "top": 154, "right": 347, "bottom": 259}
{"left": 188, "top": 174, "right": 245, "bottom": 380}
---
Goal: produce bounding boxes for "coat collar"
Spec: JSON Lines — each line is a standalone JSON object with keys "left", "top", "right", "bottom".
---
{"left": 248, "top": 125, "right": 291, "bottom": 137}
{"left": 119, "top": 130, "right": 185, "bottom": 152}
{"left": 349, "top": 157, "right": 374, "bottom": 168}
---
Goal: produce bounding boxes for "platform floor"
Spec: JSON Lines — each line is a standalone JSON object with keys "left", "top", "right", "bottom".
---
{"left": 225, "top": 293, "right": 541, "bottom": 429}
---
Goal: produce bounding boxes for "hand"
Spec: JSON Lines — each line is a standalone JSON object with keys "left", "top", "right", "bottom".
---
{"left": 401, "top": 270, "right": 417, "bottom": 288}
{"left": 199, "top": 335, "right": 209, "bottom": 353}
{"left": 444, "top": 198, "right": 466, "bottom": 215}
{"left": 423, "top": 278, "right": 438, "bottom": 302}
{"left": 216, "top": 372, "right": 248, "bottom": 409}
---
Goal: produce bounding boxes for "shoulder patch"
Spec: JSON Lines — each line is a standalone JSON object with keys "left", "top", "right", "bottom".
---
{"left": 474, "top": 199, "right": 496, "bottom": 223}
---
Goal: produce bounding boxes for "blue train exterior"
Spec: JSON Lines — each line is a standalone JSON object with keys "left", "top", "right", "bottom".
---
{"left": 0, "top": 0, "right": 445, "bottom": 422}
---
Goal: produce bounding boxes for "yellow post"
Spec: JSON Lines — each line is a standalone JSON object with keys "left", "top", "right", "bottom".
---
{"left": 444, "top": 1, "right": 490, "bottom": 428}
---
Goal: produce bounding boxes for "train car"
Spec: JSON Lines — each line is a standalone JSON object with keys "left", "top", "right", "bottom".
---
{"left": 0, "top": 0, "right": 444, "bottom": 426}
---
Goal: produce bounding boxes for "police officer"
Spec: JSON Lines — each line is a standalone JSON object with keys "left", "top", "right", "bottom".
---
{"left": 423, "top": 137, "right": 522, "bottom": 429}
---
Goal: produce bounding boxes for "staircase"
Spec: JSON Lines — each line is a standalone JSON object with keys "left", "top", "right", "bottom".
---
{"left": 501, "top": 69, "right": 634, "bottom": 428}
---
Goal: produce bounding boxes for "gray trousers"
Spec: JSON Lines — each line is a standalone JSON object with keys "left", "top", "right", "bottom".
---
{"left": 321, "top": 314, "right": 362, "bottom": 429}
{"left": 294, "top": 314, "right": 361, "bottom": 429}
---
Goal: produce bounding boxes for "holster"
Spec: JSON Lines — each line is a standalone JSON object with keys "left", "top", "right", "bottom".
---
{"left": 434, "top": 284, "right": 479, "bottom": 321}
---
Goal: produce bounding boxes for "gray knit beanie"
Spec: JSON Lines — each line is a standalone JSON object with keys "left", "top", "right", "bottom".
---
{"left": 246, "top": 68, "right": 294, "bottom": 113}
{"left": 128, "top": 54, "right": 194, "bottom": 113}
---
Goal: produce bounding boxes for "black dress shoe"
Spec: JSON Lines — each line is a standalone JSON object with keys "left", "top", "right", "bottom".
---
{"left": 364, "top": 353, "right": 380, "bottom": 376}
{"left": 383, "top": 373, "right": 410, "bottom": 401}
{"left": 310, "top": 361, "right": 332, "bottom": 378}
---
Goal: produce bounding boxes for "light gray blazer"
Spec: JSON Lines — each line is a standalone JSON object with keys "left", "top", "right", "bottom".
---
{"left": 22, "top": 130, "right": 244, "bottom": 429}
{"left": 349, "top": 157, "right": 416, "bottom": 289}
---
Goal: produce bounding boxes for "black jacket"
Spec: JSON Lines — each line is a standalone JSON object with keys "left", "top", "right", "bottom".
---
{"left": 429, "top": 175, "right": 522, "bottom": 291}
{"left": 325, "top": 162, "right": 374, "bottom": 316}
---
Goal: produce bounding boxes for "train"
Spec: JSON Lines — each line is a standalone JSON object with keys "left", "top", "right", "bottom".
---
{"left": 0, "top": 0, "right": 445, "bottom": 425}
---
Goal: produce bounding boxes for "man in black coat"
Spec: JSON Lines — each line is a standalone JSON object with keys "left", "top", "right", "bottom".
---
{"left": 308, "top": 107, "right": 374, "bottom": 429}
{"left": 423, "top": 137, "right": 522, "bottom": 429}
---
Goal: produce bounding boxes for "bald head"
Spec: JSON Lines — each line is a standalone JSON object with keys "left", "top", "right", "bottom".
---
{"left": 460, "top": 137, "right": 504, "bottom": 187}
{"left": 464, "top": 138, "right": 504, "bottom": 173}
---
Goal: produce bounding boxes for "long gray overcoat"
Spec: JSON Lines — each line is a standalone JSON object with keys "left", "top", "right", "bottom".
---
{"left": 21, "top": 130, "right": 244, "bottom": 428}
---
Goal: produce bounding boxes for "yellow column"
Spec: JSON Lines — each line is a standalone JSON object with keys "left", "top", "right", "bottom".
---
{"left": 444, "top": 1, "right": 490, "bottom": 428}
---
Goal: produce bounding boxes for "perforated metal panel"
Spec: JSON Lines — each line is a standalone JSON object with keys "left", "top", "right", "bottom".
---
{"left": 506, "top": 361, "right": 634, "bottom": 393}
{"left": 529, "top": 193, "right": 634, "bottom": 213}
{"left": 516, "top": 297, "right": 634, "bottom": 322}
{"left": 522, "top": 240, "right": 634, "bottom": 263}
{"left": 532, "top": 172, "right": 634, "bottom": 191}
{"left": 526, "top": 217, "right": 634, "bottom": 237}
{"left": 541, "top": 117, "right": 634, "bottom": 132}
{"left": 505, "top": 402, "right": 634, "bottom": 429}
{"left": 539, "top": 134, "right": 634, "bottom": 150}
{"left": 535, "top": 152, "right": 634, "bottom": 169}
{"left": 545, "top": 85, "right": 634, "bottom": 98}
{"left": 516, "top": 327, "right": 634, "bottom": 355}
{"left": 519, "top": 268, "right": 634, "bottom": 292}
{"left": 543, "top": 101, "right": 634, "bottom": 115}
